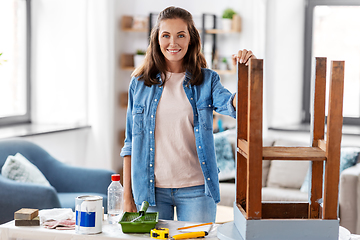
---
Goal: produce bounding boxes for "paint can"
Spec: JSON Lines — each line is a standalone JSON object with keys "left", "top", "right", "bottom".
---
{"left": 75, "top": 195, "right": 103, "bottom": 234}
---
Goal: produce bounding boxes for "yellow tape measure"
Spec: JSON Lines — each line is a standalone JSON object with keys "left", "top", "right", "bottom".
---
{"left": 151, "top": 227, "right": 169, "bottom": 239}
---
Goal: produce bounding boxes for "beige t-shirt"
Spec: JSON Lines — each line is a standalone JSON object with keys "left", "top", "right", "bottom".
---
{"left": 154, "top": 72, "right": 205, "bottom": 188}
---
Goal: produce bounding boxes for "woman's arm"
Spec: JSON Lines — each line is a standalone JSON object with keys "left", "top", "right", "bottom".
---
{"left": 232, "top": 94, "right": 237, "bottom": 109}
{"left": 123, "top": 155, "right": 137, "bottom": 212}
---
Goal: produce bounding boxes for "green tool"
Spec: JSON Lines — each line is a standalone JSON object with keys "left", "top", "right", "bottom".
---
{"left": 130, "top": 201, "right": 149, "bottom": 222}
{"left": 119, "top": 201, "right": 158, "bottom": 233}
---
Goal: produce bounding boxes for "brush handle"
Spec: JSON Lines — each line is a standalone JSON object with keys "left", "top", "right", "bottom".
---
{"left": 139, "top": 201, "right": 149, "bottom": 215}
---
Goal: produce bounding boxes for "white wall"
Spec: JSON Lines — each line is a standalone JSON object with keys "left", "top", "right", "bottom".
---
{"left": 265, "top": 0, "right": 305, "bottom": 127}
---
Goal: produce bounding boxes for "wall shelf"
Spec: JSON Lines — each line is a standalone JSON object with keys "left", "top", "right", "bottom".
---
{"left": 206, "top": 29, "right": 240, "bottom": 34}
{"left": 120, "top": 54, "right": 135, "bottom": 70}
{"left": 121, "top": 15, "right": 148, "bottom": 32}
{"left": 122, "top": 28, "right": 147, "bottom": 32}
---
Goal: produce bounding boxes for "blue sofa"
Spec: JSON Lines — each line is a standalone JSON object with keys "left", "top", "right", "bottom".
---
{"left": 0, "top": 139, "right": 115, "bottom": 224}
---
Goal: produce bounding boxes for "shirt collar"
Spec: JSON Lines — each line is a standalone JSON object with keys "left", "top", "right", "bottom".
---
{"left": 156, "top": 70, "right": 192, "bottom": 85}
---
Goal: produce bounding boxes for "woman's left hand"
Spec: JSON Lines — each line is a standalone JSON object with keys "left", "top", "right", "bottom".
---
{"left": 232, "top": 49, "right": 256, "bottom": 66}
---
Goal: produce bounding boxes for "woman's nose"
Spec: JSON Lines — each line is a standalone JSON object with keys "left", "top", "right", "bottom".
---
{"left": 169, "top": 36, "right": 176, "bottom": 45}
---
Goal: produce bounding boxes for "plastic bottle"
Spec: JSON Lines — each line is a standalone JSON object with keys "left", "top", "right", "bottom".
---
{"left": 107, "top": 174, "right": 124, "bottom": 224}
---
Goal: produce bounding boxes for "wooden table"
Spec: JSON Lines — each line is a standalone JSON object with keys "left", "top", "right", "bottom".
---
{"left": 0, "top": 218, "right": 219, "bottom": 240}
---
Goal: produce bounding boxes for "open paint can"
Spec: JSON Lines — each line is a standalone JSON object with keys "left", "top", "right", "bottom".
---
{"left": 75, "top": 195, "right": 103, "bottom": 234}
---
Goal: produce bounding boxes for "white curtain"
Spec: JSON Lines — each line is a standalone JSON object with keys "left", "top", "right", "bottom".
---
{"left": 30, "top": 0, "right": 116, "bottom": 170}
{"left": 86, "top": 0, "right": 116, "bottom": 170}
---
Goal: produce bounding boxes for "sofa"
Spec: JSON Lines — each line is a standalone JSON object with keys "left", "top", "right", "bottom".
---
{"left": 0, "top": 139, "right": 116, "bottom": 224}
{"left": 214, "top": 129, "right": 360, "bottom": 234}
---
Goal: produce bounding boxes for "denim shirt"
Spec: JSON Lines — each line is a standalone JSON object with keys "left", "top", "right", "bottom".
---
{"left": 120, "top": 68, "right": 236, "bottom": 206}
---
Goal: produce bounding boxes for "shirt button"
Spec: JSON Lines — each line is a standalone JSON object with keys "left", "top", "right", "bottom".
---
{"left": 207, "top": 178, "right": 210, "bottom": 181}
{"left": 150, "top": 131, "right": 153, "bottom": 134}
{"left": 159, "top": 86, "right": 162, "bottom": 88}
{"left": 190, "top": 98, "right": 193, "bottom": 100}
{"left": 195, "top": 129, "right": 199, "bottom": 132}
{"left": 202, "top": 162, "right": 205, "bottom": 165}
{"left": 150, "top": 148, "right": 153, "bottom": 151}
{"left": 151, "top": 115, "right": 154, "bottom": 118}
{"left": 150, "top": 164, "right": 153, "bottom": 167}
{"left": 150, "top": 180, "right": 153, "bottom": 183}
{"left": 198, "top": 146, "right": 201, "bottom": 149}
{"left": 208, "top": 105, "right": 211, "bottom": 107}
{"left": 154, "top": 99, "right": 158, "bottom": 102}
{"left": 195, "top": 114, "right": 198, "bottom": 116}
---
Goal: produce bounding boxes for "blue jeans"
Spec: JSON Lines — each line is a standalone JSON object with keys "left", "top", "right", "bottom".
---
{"left": 140, "top": 185, "right": 216, "bottom": 222}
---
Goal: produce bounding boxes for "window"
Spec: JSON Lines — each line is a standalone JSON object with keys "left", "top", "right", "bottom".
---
{"left": 0, "top": 0, "right": 30, "bottom": 126}
{"left": 303, "top": 0, "right": 360, "bottom": 125}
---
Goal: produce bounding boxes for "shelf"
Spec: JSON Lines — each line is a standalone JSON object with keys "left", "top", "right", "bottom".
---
{"left": 120, "top": 54, "right": 135, "bottom": 70}
{"left": 206, "top": 29, "right": 240, "bottom": 34}
{"left": 122, "top": 28, "right": 147, "bottom": 33}
{"left": 122, "top": 66, "right": 135, "bottom": 71}
{"left": 119, "top": 92, "right": 128, "bottom": 109}
{"left": 121, "top": 15, "right": 148, "bottom": 32}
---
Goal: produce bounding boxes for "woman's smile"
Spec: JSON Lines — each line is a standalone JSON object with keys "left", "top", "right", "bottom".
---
{"left": 167, "top": 49, "right": 181, "bottom": 54}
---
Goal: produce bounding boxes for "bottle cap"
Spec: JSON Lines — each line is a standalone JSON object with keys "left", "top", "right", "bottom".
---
{"left": 111, "top": 174, "right": 120, "bottom": 181}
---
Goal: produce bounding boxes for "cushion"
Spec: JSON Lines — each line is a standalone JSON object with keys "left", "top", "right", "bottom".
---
{"left": 215, "top": 128, "right": 275, "bottom": 185}
{"left": 1, "top": 153, "right": 51, "bottom": 186}
{"left": 300, "top": 147, "right": 360, "bottom": 192}
{"left": 214, "top": 131, "right": 235, "bottom": 181}
{"left": 262, "top": 187, "right": 308, "bottom": 201}
{"left": 266, "top": 139, "right": 310, "bottom": 189}
{"left": 267, "top": 160, "right": 310, "bottom": 189}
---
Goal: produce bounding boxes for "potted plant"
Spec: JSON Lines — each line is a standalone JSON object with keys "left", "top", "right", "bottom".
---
{"left": 222, "top": 8, "right": 236, "bottom": 31}
{"left": 134, "top": 49, "right": 146, "bottom": 68}
{"left": 220, "top": 57, "right": 230, "bottom": 70}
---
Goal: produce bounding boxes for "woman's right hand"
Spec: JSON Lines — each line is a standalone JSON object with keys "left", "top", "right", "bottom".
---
{"left": 123, "top": 196, "right": 137, "bottom": 212}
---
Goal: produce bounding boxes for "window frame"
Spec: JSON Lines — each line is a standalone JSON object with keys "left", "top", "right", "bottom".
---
{"left": 303, "top": 0, "right": 360, "bottom": 125}
{"left": 0, "top": 0, "right": 31, "bottom": 126}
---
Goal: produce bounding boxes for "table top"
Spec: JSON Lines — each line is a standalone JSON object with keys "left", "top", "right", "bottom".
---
{"left": 0, "top": 218, "right": 219, "bottom": 240}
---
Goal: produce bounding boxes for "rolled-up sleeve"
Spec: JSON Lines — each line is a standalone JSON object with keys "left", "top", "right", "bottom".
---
{"left": 120, "top": 78, "right": 135, "bottom": 157}
{"left": 211, "top": 71, "right": 236, "bottom": 119}
{"left": 227, "top": 92, "right": 236, "bottom": 118}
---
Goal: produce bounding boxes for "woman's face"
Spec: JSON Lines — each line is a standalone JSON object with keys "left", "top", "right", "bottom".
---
{"left": 158, "top": 18, "right": 190, "bottom": 72}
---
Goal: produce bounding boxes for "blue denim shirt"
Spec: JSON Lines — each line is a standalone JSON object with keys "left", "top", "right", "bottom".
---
{"left": 120, "top": 68, "right": 236, "bottom": 206}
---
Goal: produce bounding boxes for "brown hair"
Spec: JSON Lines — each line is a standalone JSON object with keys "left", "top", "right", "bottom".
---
{"left": 131, "top": 6, "right": 207, "bottom": 86}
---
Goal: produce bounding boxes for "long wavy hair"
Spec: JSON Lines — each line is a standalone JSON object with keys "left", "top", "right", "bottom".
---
{"left": 131, "top": 6, "right": 207, "bottom": 86}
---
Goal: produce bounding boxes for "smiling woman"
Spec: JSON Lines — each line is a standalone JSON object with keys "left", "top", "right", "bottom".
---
{"left": 121, "top": 6, "right": 255, "bottom": 223}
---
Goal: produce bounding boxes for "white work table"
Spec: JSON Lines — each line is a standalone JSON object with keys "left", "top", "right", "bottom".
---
{"left": 0, "top": 218, "right": 219, "bottom": 240}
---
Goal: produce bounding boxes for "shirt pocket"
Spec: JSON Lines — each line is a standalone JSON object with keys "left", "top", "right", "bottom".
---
{"left": 132, "top": 104, "right": 145, "bottom": 135}
{"left": 197, "top": 99, "right": 213, "bottom": 131}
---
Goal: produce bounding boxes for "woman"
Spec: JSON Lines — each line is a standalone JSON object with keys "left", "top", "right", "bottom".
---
{"left": 120, "top": 6, "right": 255, "bottom": 222}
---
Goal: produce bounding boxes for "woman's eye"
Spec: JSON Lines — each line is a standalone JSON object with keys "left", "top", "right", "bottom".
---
{"left": 178, "top": 34, "right": 185, "bottom": 38}
{"left": 163, "top": 35, "right": 170, "bottom": 38}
